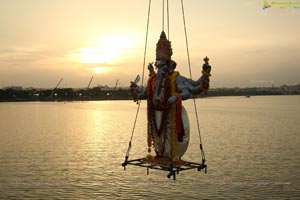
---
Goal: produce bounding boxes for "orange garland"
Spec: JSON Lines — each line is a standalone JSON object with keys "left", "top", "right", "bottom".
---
{"left": 170, "top": 71, "right": 180, "bottom": 161}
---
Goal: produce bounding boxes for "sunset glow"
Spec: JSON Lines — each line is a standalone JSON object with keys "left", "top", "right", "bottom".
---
{"left": 68, "top": 34, "right": 137, "bottom": 64}
{"left": 92, "top": 67, "right": 108, "bottom": 74}
{"left": 0, "top": 0, "right": 299, "bottom": 88}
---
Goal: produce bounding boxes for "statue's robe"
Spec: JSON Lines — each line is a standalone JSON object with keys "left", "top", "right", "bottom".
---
{"left": 147, "top": 71, "right": 190, "bottom": 160}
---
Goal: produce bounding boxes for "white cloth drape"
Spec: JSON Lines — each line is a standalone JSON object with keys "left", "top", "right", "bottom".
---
{"left": 153, "top": 106, "right": 190, "bottom": 160}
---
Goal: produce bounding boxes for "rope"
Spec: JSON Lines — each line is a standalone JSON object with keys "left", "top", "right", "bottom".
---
{"left": 162, "top": 0, "right": 164, "bottom": 31}
{"left": 180, "top": 0, "right": 206, "bottom": 162}
{"left": 162, "top": 0, "right": 170, "bottom": 39}
{"left": 124, "top": 0, "right": 152, "bottom": 160}
{"left": 167, "top": 0, "right": 170, "bottom": 39}
{"left": 141, "top": 0, "right": 152, "bottom": 85}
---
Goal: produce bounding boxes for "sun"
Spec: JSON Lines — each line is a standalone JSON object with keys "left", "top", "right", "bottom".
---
{"left": 92, "top": 67, "right": 108, "bottom": 74}
{"left": 68, "top": 34, "right": 137, "bottom": 64}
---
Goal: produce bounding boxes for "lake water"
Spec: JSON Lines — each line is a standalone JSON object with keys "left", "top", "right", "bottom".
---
{"left": 0, "top": 96, "right": 299, "bottom": 199}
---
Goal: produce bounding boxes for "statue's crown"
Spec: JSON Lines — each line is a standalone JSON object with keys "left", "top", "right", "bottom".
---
{"left": 156, "top": 31, "right": 172, "bottom": 61}
{"left": 204, "top": 56, "right": 209, "bottom": 62}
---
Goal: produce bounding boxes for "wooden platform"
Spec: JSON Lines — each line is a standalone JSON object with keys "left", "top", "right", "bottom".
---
{"left": 122, "top": 156, "right": 207, "bottom": 180}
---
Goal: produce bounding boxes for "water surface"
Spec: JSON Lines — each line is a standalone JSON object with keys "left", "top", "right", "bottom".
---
{"left": 0, "top": 96, "right": 299, "bottom": 199}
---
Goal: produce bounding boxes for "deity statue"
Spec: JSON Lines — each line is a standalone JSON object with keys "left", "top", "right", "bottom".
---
{"left": 130, "top": 31, "right": 211, "bottom": 161}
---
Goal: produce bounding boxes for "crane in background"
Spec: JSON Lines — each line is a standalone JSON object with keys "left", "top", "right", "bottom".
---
{"left": 49, "top": 78, "right": 63, "bottom": 98}
{"left": 114, "top": 79, "right": 119, "bottom": 91}
{"left": 85, "top": 76, "right": 94, "bottom": 97}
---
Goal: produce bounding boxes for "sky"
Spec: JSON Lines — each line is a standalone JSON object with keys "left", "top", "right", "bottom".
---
{"left": 0, "top": 0, "right": 299, "bottom": 89}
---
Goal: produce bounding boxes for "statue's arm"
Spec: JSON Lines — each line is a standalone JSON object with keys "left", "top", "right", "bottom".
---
{"left": 136, "top": 87, "right": 147, "bottom": 99}
{"left": 176, "top": 76, "right": 192, "bottom": 100}
{"left": 178, "top": 75, "right": 203, "bottom": 95}
{"left": 167, "top": 75, "right": 193, "bottom": 104}
{"left": 130, "top": 82, "right": 147, "bottom": 102}
{"left": 184, "top": 77, "right": 202, "bottom": 86}
{"left": 130, "top": 62, "right": 154, "bottom": 102}
{"left": 183, "top": 59, "right": 212, "bottom": 95}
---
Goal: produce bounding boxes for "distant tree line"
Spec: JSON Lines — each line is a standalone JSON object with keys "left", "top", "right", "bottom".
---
{"left": 0, "top": 84, "right": 299, "bottom": 102}
{"left": 207, "top": 85, "right": 300, "bottom": 97}
{"left": 0, "top": 87, "right": 131, "bottom": 102}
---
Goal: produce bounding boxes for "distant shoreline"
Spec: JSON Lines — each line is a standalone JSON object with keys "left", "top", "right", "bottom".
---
{"left": 0, "top": 94, "right": 299, "bottom": 103}
{"left": 1, "top": 85, "right": 299, "bottom": 102}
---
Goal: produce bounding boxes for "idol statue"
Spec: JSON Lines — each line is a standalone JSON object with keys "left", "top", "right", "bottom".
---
{"left": 130, "top": 31, "right": 211, "bottom": 161}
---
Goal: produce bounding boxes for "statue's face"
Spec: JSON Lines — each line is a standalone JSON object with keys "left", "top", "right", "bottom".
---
{"left": 153, "top": 60, "right": 168, "bottom": 103}
{"left": 155, "top": 60, "right": 168, "bottom": 77}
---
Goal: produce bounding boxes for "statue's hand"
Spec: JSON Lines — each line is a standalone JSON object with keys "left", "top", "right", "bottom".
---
{"left": 130, "top": 81, "right": 137, "bottom": 91}
{"left": 203, "top": 76, "right": 210, "bottom": 89}
{"left": 200, "top": 60, "right": 211, "bottom": 95}
{"left": 147, "top": 63, "right": 154, "bottom": 74}
{"left": 167, "top": 95, "right": 178, "bottom": 104}
{"left": 130, "top": 82, "right": 139, "bottom": 102}
{"left": 200, "top": 75, "right": 210, "bottom": 94}
{"left": 203, "top": 64, "right": 211, "bottom": 74}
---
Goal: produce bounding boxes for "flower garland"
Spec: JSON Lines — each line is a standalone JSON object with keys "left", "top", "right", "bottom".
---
{"left": 147, "top": 73, "right": 156, "bottom": 154}
{"left": 170, "top": 71, "right": 180, "bottom": 161}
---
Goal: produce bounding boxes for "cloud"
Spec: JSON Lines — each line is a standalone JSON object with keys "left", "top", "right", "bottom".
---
{"left": 0, "top": 46, "right": 74, "bottom": 71}
{"left": 0, "top": 47, "right": 45, "bottom": 64}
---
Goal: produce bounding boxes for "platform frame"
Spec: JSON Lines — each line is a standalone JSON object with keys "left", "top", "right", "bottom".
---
{"left": 122, "top": 157, "right": 207, "bottom": 180}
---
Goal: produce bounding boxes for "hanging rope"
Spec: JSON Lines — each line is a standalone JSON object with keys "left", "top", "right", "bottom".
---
{"left": 122, "top": 0, "right": 152, "bottom": 167}
{"left": 162, "top": 0, "right": 170, "bottom": 39}
{"left": 180, "top": 0, "right": 206, "bottom": 163}
{"left": 141, "top": 0, "right": 152, "bottom": 86}
{"left": 167, "top": 0, "right": 170, "bottom": 39}
{"left": 162, "top": 0, "right": 165, "bottom": 31}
